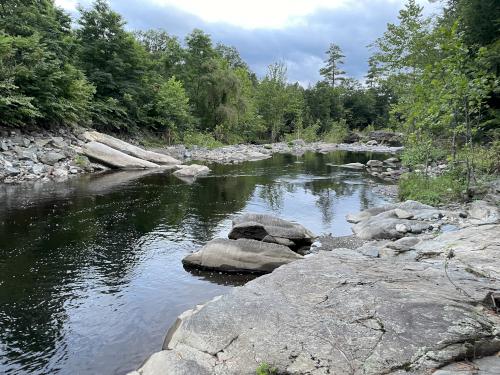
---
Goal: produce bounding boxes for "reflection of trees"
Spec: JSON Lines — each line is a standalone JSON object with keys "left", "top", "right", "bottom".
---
{"left": 257, "top": 184, "right": 286, "bottom": 211}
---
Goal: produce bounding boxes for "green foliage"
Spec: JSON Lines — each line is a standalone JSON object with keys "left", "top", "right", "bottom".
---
{"left": 183, "top": 131, "right": 224, "bottom": 149}
{"left": 322, "top": 119, "right": 349, "bottom": 143}
{"left": 399, "top": 172, "right": 465, "bottom": 205}
{"left": 255, "top": 362, "right": 278, "bottom": 375}
{"left": 320, "top": 43, "right": 346, "bottom": 87}
{"left": 0, "top": 0, "right": 94, "bottom": 127}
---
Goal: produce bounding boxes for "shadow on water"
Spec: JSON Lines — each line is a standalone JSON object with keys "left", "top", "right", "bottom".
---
{"left": 0, "top": 151, "right": 393, "bottom": 375}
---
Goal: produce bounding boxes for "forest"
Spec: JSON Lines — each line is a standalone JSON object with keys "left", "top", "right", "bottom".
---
{"left": 0, "top": 0, "right": 499, "bottom": 201}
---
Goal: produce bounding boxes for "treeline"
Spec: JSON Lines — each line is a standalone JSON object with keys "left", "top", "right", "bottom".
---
{"left": 370, "top": 0, "right": 499, "bottom": 201}
{"left": 0, "top": 0, "right": 390, "bottom": 144}
{"left": 0, "top": 0, "right": 498, "bottom": 159}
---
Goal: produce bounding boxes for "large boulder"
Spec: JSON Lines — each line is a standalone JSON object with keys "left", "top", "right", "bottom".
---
{"left": 83, "top": 131, "right": 180, "bottom": 165}
{"left": 182, "top": 238, "right": 302, "bottom": 273}
{"left": 368, "top": 130, "right": 404, "bottom": 146}
{"left": 229, "top": 213, "right": 315, "bottom": 251}
{"left": 132, "top": 233, "right": 500, "bottom": 375}
{"left": 82, "top": 141, "right": 160, "bottom": 169}
{"left": 173, "top": 164, "right": 210, "bottom": 178}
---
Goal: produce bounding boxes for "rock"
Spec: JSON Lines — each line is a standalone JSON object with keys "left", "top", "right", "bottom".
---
{"left": 229, "top": 213, "right": 315, "bottom": 250}
{"left": 434, "top": 355, "right": 500, "bottom": 375}
{"left": 344, "top": 132, "right": 360, "bottom": 144}
{"left": 69, "top": 167, "right": 78, "bottom": 174}
{"left": 387, "top": 236, "right": 420, "bottom": 253}
{"left": 333, "top": 162, "right": 365, "bottom": 170}
{"left": 38, "top": 151, "right": 65, "bottom": 166}
{"left": 395, "top": 223, "right": 409, "bottom": 233}
{"left": 31, "top": 164, "right": 46, "bottom": 175}
{"left": 52, "top": 168, "right": 68, "bottom": 179}
{"left": 413, "top": 224, "right": 500, "bottom": 279}
{"left": 34, "top": 138, "right": 50, "bottom": 148}
{"left": 1, "top": 141, "right": 9, "bottom": 151}
{"left": 134, "top": 238, "right": 500, "bottom": 375}
{"left": 82, "top": 141, "right": 160, "bottom": 169}
{"left": 468, "top": 200, "right": 499, "bottom": 224}
{"left": 394, "top": 208, "right": 413, "bottom": 219}
{"left": 366, "top": 159, "right": 384, "bottom": 168}
{"left": 357, "top": 244, "right": 380, "bottom": 257}
{"left": 15, "top": 147, "right": 37, "bottom": 162}
{"left": 368, "top": 130, "right": 404, "bottom": 146}
{"left": 83, "top": 131, "right": 180, "bottom": 165}
{"left": 182, "top": 238, "right": 303, "bottom": 273}
{"left": 384, "top": 157, "right": 399, "bottom": 165}
{"left": 50, "top": 136, "right": 67, "bottom": 149}
{"left": 291, "top": 139, "right": 305, "bottom": 147}
{"left": 4, "top": 166, "right": 20, "bottom": 176}
{"left": 173, "top": 164, "right": 210, "bottom": 179}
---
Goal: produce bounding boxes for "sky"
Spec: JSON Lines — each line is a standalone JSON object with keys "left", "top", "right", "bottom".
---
{"left": 55, "top": 0, "right": 442, "bottom": 85}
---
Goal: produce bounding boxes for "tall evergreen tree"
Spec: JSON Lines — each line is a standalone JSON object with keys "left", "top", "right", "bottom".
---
{"left": 319, "top": 43, "right": 346, "bottom": 87}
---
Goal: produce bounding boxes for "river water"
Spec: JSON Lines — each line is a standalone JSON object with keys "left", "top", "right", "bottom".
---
{"left": 0, "top": 151, "right": 392, "bottom": 375}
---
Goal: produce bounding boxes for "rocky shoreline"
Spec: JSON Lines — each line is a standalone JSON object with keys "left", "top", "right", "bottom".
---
{"left": 130, "top": 195, "right": 500, "bottom": 375}
{"left": 0, "top": 127, "right": 404, "bottom": 185}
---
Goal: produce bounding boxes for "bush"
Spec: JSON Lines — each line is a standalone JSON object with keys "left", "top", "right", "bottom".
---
{"left": 401, "top": 134, "right": 448, "bottom": 169}
{"left": 183, "top": 131, "right": 224, "bottom": 149}
{"left": 398, "top": 172, "right": 465, "bottom": 205}
{"left": 322, "top": 119, "right": 349, "bottom": 143}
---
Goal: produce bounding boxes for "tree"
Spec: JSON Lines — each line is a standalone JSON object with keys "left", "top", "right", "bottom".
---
{"left": 77, "top": 0, "right": 148, "bottom": 130}
{"left": 151, "top": 76, "right": 191, "bottom": 142}
{"left": 257, "top": 62, "right": 304, "bottom": 141}
{"left": 0, "top": 0, "right": 94, "bottom": 127}
{"left": 319, "top": 43, "right": 346, "bottom": 87}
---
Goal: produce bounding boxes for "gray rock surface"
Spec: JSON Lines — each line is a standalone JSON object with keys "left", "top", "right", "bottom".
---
{"left": 82, "top": 141, "right": 161, "bottom": 169}
{"left": 349, "top": 201, "right": 440, "bottom": 240}
{"left": 182, "top": 238, "right": 302, "bottom": 273}
{"left": 133, "top": 222, "right": 500, "bottom": 374}
{"left": 229, "top": 213, "right": 315, "bottom": 250}
{"left": 173, "top": 164, "right": 210, "bottom": 179}
{"left": 83, "top": 131, "right": 180, "bottom": 165}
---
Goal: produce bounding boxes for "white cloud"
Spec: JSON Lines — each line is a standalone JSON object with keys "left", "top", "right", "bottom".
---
{"left": 149, "top": 0, "right": 351, "bottom": 29}
{"left": 55, "top": 0, "right": 78, "bottom": 11}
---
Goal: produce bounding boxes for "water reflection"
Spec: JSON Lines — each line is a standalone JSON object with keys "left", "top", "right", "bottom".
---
{"left": 0, "top": 151, "right": 392, "bottom": 375}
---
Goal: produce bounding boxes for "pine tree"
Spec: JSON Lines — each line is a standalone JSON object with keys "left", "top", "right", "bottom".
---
{"left": 319, "top": 43, "right": 346, "bottom": 87}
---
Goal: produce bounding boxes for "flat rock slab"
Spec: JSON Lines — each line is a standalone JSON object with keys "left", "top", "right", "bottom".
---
{"left": 182, "top": 238, "right": 303, "bottom": 273}
{"left": 133, "top": 242, "right": 500, "bottom": 375}
{"left": 82, "top": 141, "right": 161, "bottom": 169}
{"left": 83, "top": 131, "right": 180, "bottom": 165}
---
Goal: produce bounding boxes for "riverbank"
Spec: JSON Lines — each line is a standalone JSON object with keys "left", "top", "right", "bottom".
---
{"left": 0, "top": 127, "right": 403, "bottom": 185}
{"left": 131, "top": 197, "right": 500, "bottom": 375}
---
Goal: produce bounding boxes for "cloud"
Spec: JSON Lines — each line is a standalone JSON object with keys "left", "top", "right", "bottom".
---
{"left": 56, "top": 0, "right": 442, "bottom": 84}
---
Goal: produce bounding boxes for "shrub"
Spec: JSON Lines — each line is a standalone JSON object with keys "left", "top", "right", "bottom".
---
{"left": 322, "top": 119, "right": 349, "bottom": 143}
{"left": 183, "top": 131, "right": 224, "bottom": 149}
{"left": 256, "top": 362, "right": 277, "bottom": 375}
{"left": 398, "top": 172, "right": 465, "bottom": 205}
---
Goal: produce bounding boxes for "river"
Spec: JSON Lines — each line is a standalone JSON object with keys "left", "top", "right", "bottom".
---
{"left": 0, "top": 151, "right": 392, "bottom": 374}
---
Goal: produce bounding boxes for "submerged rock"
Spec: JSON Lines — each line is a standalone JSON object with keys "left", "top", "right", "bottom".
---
{"left": 173, "top": 164, "right": 210, "bottom": 179}
{"left": 182, "top": 238, "right": 302, "bottom": 273}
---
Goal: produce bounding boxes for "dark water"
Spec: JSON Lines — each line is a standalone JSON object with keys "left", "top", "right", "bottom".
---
{"left": 0, "top": 151, "right": 392, "bottom": 375}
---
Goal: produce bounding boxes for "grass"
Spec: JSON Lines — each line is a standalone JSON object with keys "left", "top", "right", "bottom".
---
{"left": 398, "top": 172, "right": 466, "bottom": 205}
{"left": 255, "top": 362, "right": 278, "bottom": 375}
